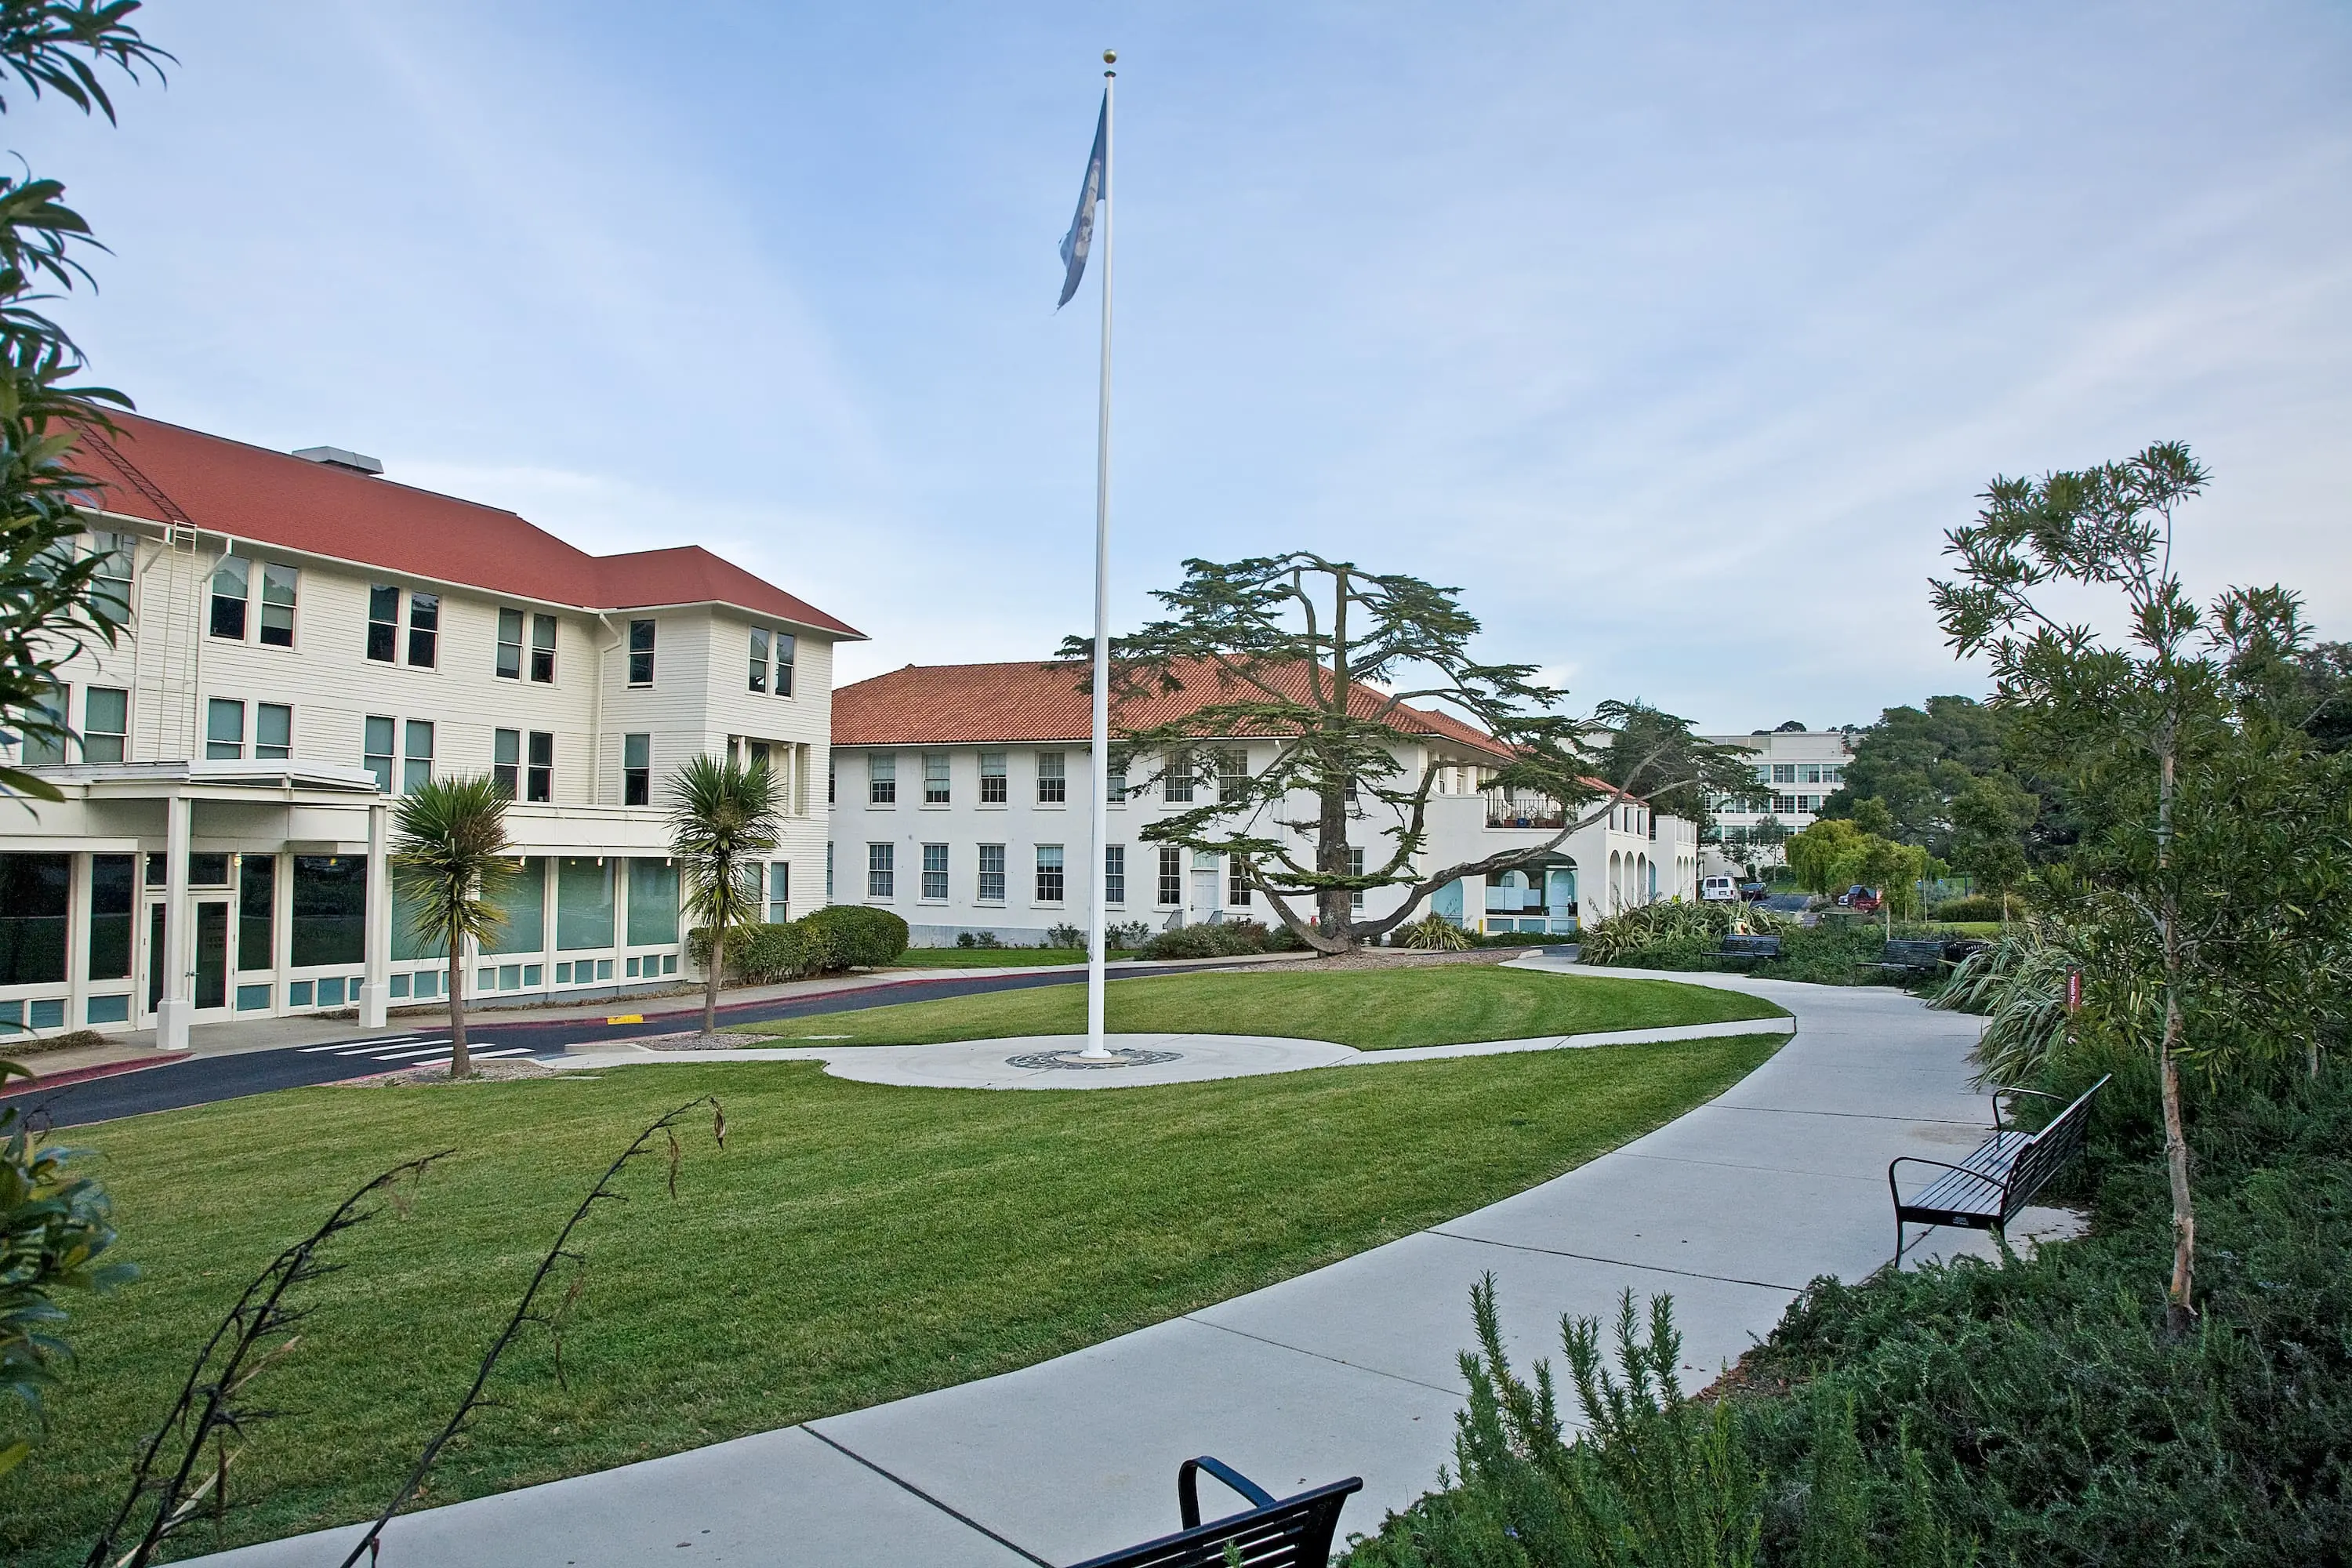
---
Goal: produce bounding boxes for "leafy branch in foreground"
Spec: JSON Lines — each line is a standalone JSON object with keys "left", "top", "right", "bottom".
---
{"left": 338, "top": 1095, "right": 728, "bottom": 1567}
{"left": 82, "top": 1152, "right": 448, "bottom": 1568}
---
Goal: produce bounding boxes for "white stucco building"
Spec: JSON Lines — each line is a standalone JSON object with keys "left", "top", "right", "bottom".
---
{"left": 0, "top": 415, "right": 857, "bottom": 1048}
{"left": 827, "top": 662, "right": 1696, "bottom": 946}
{"left": 1699, "top": 727, "right": 1855, "bottom": 873}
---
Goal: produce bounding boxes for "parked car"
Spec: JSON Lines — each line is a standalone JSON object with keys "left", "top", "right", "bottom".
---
{"left": 1739, "top": 882, "right": 1770, "bottom": 902}
{"left": 1836, "top": 884, "right": 1882, "bottom": 913}
{"left": 1700, "top": 875, "right": 1739, "bottom": 903}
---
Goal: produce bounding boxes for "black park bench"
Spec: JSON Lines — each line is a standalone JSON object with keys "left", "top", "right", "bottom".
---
{"left": 1719, "top": 933, "right": 1783, "bottom": 962}
{"left": 1889, "top": 1075, "right": 2110, "bottom": 1263}
{"left": 1067, "top": 1455, "right": 1363, "bottom": 1568}
{"left": 1878, "top": 938, "right": 1948, "bottom": 973}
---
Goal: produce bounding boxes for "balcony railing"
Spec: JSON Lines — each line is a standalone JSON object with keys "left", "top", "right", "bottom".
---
{"left": 1483, "top": 791, "right": 1566, "bottom": 829}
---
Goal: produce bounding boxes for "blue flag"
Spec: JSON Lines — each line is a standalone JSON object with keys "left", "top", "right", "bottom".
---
{"left": 1058, "top": 92, "right": 1108, "bottom": 308}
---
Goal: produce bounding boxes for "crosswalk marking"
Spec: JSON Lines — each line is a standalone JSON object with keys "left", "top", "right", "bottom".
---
{"left": 359, "top": 1041, "right": 462, "bottom": 1061}
{"left": 299, "top": 1036, "right": 419, "bottom": 1054}
{"left": 388, "top": 1046, "right": 535, "bottom": 1067}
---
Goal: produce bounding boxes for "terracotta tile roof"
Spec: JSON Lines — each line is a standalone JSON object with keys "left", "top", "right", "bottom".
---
{"left": 71, "top": 412, "right": 862, "bottom": 637}
{"left": 832, "top": 659, "right": 1515, "bottom": 760}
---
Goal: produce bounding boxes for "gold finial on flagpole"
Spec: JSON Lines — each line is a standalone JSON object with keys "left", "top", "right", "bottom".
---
{"left": 1104, "top": 49, "right": 1116, "bottom": 73}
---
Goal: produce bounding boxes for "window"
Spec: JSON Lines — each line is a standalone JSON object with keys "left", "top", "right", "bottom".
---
{"left": 749, "top": 627, "right": 769, "bottom": 693}
{"left": 1036, "top": 844, "right": 1065, "bottom": 903}
{"left": 364, "top": 716, "right": 394, "bottom": 792}
{"left": 1218, "top": 748, "right": 1249, "bottom": 803}
{"left": 867, "top": 842, "right": 895, "bottom": 898}
{"left": 924, "top": 753, "right": 950, "bottom": 804}
{"left": 209, "top": 556, "right": 249, "bottom": 640}
{"left": 978, "top": 844, "right": 1006, "bottom": 902}
{"left": 1036, "top": 751, "right": 1066, "bottom": 804}
{"left": 82, "top": 686, "right": 126, "bottom": 763}
{"left": 922, "top": 843, "right": 949, "bottom": 900}
{"left": 627, "top": 619, "right": 655, "bottom": 685}
{"left": 1770, "top": 763, "right": 1796, "bottom": 785}
{"left": 1107, "top": 753, "right": 1128, "bottom": 800}
{"left": 527, "top": 731, "right": 554, "bottom": 803}
{"left": 0, "top": 853, "right": 70, "bottom": 985}
{"left": 1823, "top": 765, "right": 1844, "bottom": 785}
{"left": 256, "top": 702, "right": 292, "bottom": 761}
{"left": 206, "top": 698, "right": 245, "bottom": 759}
{"left": 497, "top": 608, "right": 524, "bottom": 678}
{"left": 556, "top": 856, "right": 613, "bottom": 950}
{"left": 868, "top": 753, "right": 896, "bottom": 804}
{"left": 623, "top": 732, "right": 651, "bottom": 806}
{"left": 259, "top": 564, "right": 298, "bottom": 647}
{"left": 1228, "top": 855, "right": 1252, "bottom": 906}
{"left": 88, "top": 852, "right": 133, "bottom": 980}
{"left": 88, "top": 532, "right": 132, "bottom": 622}
{"left": 1163, "top": 750, "right": 1194, "bottom": 804}
{"left": 20, "top": 683, "right": 64, "bottom": 764}
{"left": 289, "top": 855, "right": 366, "bottom": 967}
{"left": 403, "top": 719, "right": 434, "bottom": 793}
{"left": 767, "top": 862, "right": 789, "bottom": 924}
{"left": 1798, "top": 764, "right": 1823, "bottom": 785}
{"left": 1104, "top": 844, "right": 1125, "bottom": 906}
{"left": 238, "top": 854, "right": 274, "bottom": 972}
{"left": 367, "top": 585, "right": 399, "bottom": 662}
{"left": 826, "top": 840, "right": 833, "bottom": 899}
{"left": 1158, "top": 845, "right": 1182, "bottom": 906}
{"left": 979, "top": 750, "right": 1007, "bottom": 804}
{"left": 495, "top": 729, "right": 521, "bottom": 797}
{"left": 773, "top": 632, "right": 795, "bottom": 696}
{"left": 532, "top": 614, "right": 557, "bottom": 682}
{"left": 406, "top": 592, "right": 439, "bottom": 667}
{"left": 1772, "top": 793, "right": 1800, "bottom": 815}
{"left": 1351, "top": 847, "right": 1367, "bottom": 910}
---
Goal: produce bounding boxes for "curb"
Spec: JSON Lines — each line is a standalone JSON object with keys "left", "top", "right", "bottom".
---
{"left": 1, "top": 1054, "right": 182, "bottom": 1098}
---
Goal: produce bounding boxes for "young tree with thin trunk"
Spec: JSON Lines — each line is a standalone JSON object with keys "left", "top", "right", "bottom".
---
{"left": 667, "top": 754, "right": 782, "bottom": 1036}
{"left": 1070, "top": 552, "right": 1756, "bottom": 954}
{"left": 390, "top": 775, "right": 515, "bottom": 1079}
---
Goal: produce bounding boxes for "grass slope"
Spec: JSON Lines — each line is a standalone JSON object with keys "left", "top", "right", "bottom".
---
{"left": 736, "top": 965, "right": 1785, "bottom": 1049}
{"left": 7, "top": 1038, "right": 1782, "bottom": 1564}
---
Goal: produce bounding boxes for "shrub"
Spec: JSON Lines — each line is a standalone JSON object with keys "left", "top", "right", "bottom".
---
{"left": 1577, "top": 899, "right": 1788, "bottom": 964}
{"left": 1142, "top": 920, "right": 1272, "bottom": 960}
{"left": 1105, "top": 920, "right": 1156, "bottom": 950}
{"left": 1930, "top": 893, "right": 2008, "bottom": 923}
{"left": 800, "top": 904, "right": 909, "bottom": 968}
{"left": 1042, "top": 922, "right": 1087, "bottom": 951}
{"left": 1398, "top": 913, "right": 1474, "bottom": 951}
{"left": 1475, "top": 930, "right": 1556, "bottom": 948}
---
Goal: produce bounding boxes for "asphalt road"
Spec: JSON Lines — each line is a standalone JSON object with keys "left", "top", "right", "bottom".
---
{"left": 9, "top": 961, "right": 1196, "bottom": 1129}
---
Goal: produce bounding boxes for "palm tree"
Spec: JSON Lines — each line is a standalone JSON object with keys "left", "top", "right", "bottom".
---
{"left": 667, "top": 753, "right": 782, "bottom": 1037}
{"left": 391, "top": 775, "right": 516, "bottom": 1077}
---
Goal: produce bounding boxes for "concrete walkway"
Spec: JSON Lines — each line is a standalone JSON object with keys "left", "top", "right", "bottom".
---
{"left": 185, "top": 965, "right": 2048, "bottom": 1568}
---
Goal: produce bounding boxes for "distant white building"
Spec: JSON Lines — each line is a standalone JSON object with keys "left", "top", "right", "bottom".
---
{"left": 1700, "top": 728, "right": 1855, "bottom": 873}
{"left": 827, "top": 661, "right": 1696, "bottom": 946}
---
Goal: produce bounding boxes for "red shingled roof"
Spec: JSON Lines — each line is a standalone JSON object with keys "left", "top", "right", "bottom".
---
{"left": 833, "top": 659, "right": 1515, "bottom": 759}
{"left": 71, "top": 412, "right": 862, "bottom": 637}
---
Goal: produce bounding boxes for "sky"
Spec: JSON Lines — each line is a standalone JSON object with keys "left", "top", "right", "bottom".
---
{"left": 11, "top": 1, "right": 2350, "bottom": 732}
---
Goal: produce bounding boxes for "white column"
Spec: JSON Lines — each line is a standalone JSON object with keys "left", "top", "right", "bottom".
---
{"left": 358, "top": 799, "right": 390, "bottom": 1029}
{"left": 155, "top": 793, "right": 193, "bottom": 1051}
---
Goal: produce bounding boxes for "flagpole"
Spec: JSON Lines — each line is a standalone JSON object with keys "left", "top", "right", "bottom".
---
{"left": 1081, "top": 49, "right": 1116, "bottom": 1059}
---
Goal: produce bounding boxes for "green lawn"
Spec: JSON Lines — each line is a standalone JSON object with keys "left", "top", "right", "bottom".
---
{"left": 890, "top": 947, "right": 1142, "bottom": 967}
{"left": 737, "top": 964, "right": 1786, "bottom": 1050}
{"left": 7, "top": 1037, "right": 1783, "bottom": 1564}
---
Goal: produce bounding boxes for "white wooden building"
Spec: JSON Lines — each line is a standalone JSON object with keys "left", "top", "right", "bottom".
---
{"left": 0, "top": 415, "right": 858, "bottom": 1048}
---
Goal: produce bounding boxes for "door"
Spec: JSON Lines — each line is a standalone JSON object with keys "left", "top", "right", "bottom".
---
{"left": 194, "top": 900, "right": 230, "bottom": 1012}
{"left": 1189, "top": 868, "right": 1219, "bottom": 924}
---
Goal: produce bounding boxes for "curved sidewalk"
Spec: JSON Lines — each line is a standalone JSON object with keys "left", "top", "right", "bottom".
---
{"left": 187, "top": 966, "right": 2030, "bottom": 1568}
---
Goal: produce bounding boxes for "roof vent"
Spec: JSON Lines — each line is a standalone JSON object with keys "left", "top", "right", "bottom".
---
{"left": 292, "top": 445, "right": 383, "bottom": 476}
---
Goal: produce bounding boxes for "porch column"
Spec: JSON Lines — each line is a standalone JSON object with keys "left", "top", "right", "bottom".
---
{"left": 156, "top": 792, "right": 193, "bottom": 1051}
{"left": 358, "top": 799, "right": 390, "bottom": 1029}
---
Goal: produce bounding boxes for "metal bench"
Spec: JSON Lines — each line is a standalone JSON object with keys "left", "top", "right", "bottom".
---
{"left": 1067, "top": 1455, "right": 1362, "bottom": 1568}
{"left": 1878, "top": 938, "right": 1948, "bottom": 972}
{"left": 1889, "top": 1075, "right": 2109, "bottom": 1263}
{"left": 1719, "top": 933, "right": 1783, "bottom": 961}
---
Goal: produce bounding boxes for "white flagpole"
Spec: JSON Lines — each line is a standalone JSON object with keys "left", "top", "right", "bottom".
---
{"left": 1080, "top": 52, "right": 1117, "bottom": 1059}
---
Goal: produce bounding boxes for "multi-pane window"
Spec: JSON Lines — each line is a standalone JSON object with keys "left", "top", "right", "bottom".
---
{"left": 255, "top": 702, "right": 292, "bottom": 760}
{"left": 495, "top": 728, "right": 521, "bottom": 797}
{"left": 259, "top": 564, "right": 298, "bottom": 647}
{"left": 1350, "top": 847, "right": 1367, "bottom": 909}
{"left": 209, "top": 557, "right": 249, "bottom": 640}
{"left": 749, "top": 627, "right": 770, "bottom": 692}
{"left": 407, "top": 592, "right": 440, "bottom": 667}
{"left": 868, "top": 753, "right": 896, "bottom": 804}
{"left": 238, "top": 854, "right": 274, "bottom": 972}
{"left": 866, "top": 842, "right": 894, "bottom": 898}
{"left": 532, "top": 614, "right": 556, "bottom": 681}
{"left": 827, "top": 760, "right": 836, "bottom": 804}
{"left": 979, "top": 750, "right": 1007, "bottom": 804}
{"left": 767, "top": 862, "right": 790, "bottom": 924}
{"left": 364, "top": 716, "right": 395, "bottom": 792}
{"left": 1158, "top": 846, "right": 1182, "bottom": 906}
{"left": 403, "top": 720, "right": 434, "bottom": 793}
{"left": 497, "top": 608, "right": 524, "bottom": 678}
{"left": 1163, "top": 750, "right": 1194, "bottom": 804}
{"left": 527, "top": 731, "right": 554, "bottom": 803}
{"left": 1218, "top": 748, "right": 1249, "bottom": 803}
{"left": 1228, "top": 855, "right": 1252, "bottom": 906}
{"left": 978, "top": 844, "right": 1006, "bottom": 902}
{"left": 921, "top": 843, "right": 949, "bottom": 900}
{"left": 1036, "top": 844, "right": 1065, "bottom": 903}
{"left": 773, "top": 633, "right": 795, "bottom": 696}
{"left": 924, "top": 753, "right": 950, "bottom": 804}
{"left": 20, "top": 682, "right": 64, "bottom": 764}
{"left": 88, "top": 532, "right": 132, "bottom": 622}
{"left": 205, "top": 697, "right": 245, "bottom": 759}
{"left": 1106, "top": 753, "right": 1128, "bottom": 799}
{"left": 1104, "top": 844, "right": 1125, "bottom": 906}
{"left": 366, "top": 585, "right": 399, "bottom": 662}
{"left": 627, "top": 619, "right": 655, "bottom": 685}
{"left": 1771, "top": 764, "right": 1796, "bottom": 784}
{"left": 623, "top": 732, "right": 651, "bottom": 805}
{"left": 748, "top": 740, "right": 770, "bottom": 774}
{"left": 82, "top": 686, "right": 127, "bottom": 763}
{"left": 1036, "top": 751, "right": 1066, "bottom": 804}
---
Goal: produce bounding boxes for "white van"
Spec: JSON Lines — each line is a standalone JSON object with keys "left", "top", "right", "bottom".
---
{"left": 1699, "top": 875, "right": 1739, "bottom": 903}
